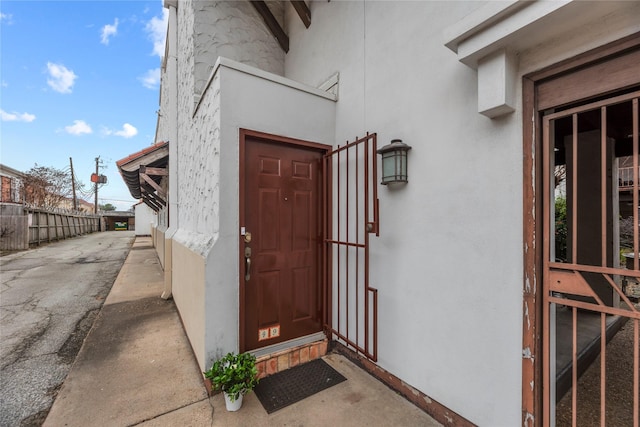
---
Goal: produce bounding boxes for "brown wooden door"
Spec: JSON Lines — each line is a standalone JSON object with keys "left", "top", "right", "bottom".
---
{"left": 242, "top": 136, "right": 324, "bottom": 351}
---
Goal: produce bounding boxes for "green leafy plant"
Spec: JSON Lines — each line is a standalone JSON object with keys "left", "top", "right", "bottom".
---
{"left": 204, "top": 352, "right": 258, "bottom": 402}
{"left": 555, "top": 196, "right": 567, "bottom": 262}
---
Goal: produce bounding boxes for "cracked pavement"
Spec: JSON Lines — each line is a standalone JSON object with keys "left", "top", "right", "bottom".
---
{"left": 0, "top": 231, "right": 135, "bottom": 427}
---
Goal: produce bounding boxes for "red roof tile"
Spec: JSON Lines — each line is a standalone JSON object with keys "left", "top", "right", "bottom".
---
{"left": 116, "top": 141, "right": 169, "bottom": 167}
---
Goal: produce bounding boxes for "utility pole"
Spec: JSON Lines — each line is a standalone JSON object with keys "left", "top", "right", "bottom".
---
{"left": 69, "top": 157, "right": 78, "bottom": 210}
{"left": 94, "top": 156, "right": 99, "bottom": 214}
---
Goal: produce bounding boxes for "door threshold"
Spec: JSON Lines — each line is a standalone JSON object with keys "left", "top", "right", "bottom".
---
{"left": 250, "top": 332, "right": 326, "bottom": 359}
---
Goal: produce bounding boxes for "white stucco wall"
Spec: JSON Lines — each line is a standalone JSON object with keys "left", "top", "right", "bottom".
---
{"left": 172, "top": 0, "right": 287, "bottom": 238}
{"left": 165, "top": 0, "right": 336, "bottom": 371}
{"left": 517, "top": 3, "right": 639, "bottom": 76}
{"left": 134, "top": 203, "right": 156, "bottom": 236}
{"left": 193, "top": 0, "right": 284, "bottom": 97}
{"left": 169, "top": 60, "right": 336, "bottom": 369}
{"left": 282, "top": 1, "right": 639, "bottom": 425}
{"left": 157, "top": 0, "right": 639, "bottom": 424}
{"left": 284, "top": 2, "right": 521, "bottom": 425}
{"left": 166, "top": 0, "right": 211, "bottom": 365}
{"left": 155, "top": 60, "right": 171, "bottom": 145}
{"left": 195, "top": 60, "right": 336, "bottom": 369}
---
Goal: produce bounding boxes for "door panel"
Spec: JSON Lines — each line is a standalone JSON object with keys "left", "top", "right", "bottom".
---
{"left": 243, "top": 136, "right": 323, "bottom": 351}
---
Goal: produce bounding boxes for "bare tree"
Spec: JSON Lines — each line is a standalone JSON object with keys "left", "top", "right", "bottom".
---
{"left": 620, "top": 216, "right": 638, "bottom": 250}
{"left": 21, "top": 165, "right": 74, "bottom": 209}
{"left": 1, "top": 226, "right": 14, "bottom": 238}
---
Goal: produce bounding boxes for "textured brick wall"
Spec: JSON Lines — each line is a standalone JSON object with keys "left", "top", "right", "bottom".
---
{"left": 1, "top": 176, "right": 12, "bottom": 202}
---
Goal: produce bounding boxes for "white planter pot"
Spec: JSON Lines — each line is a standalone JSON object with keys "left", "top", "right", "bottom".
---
{"left": 223, "top": 392, "right": 243, "bottom": 411}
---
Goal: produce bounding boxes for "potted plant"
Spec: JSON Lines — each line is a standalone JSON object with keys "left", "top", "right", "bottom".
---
{"left": 204, "top": 351, "right": 259, "bottom": 411}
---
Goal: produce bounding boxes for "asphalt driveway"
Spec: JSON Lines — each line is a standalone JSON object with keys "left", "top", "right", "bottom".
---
{"left": 0, "top": 231, "right": 135, "bottom": 426}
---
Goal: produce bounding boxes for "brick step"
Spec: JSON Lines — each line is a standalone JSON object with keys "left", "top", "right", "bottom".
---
{"left": 255, "top": 338, "right": 328, "bottom": 379}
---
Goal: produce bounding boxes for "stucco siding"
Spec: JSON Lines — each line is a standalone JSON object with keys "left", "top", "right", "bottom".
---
{"left": 167, "top": 0, "right": 298, "bottom": 370}
{"left": 219, "top": 65, "right": 336, "bottom": 146}
{"left": 193, "top": 1, "right": 284, "bottom": 97}
{"left": 172, "top": 0, "right": 222, "bottom": 248}
{"left": 285, "top": 2, "right": 521, "bottom": 425}
{"left": 198, "top": 62, "right": 336, "bottom": 369}
{"left": 156, "top": 66, "right": 171, "bottom": 144}
{"left": 168, "top": 58, "right": 337, "bottom": 370}
{"left": 172, "top": 238, "right": 206, "bottom": 367}
{"left": 181, "top": 74, "right": 221, "bottom": 239}
{"left": 134, "top": 204, "right": 156, "bottom": 236}
{"left": 154, "top": 226, "right": 166, "bottom": 269}
{"left": 158, "top": 0, "right": 640, "bottom": 424}
{"left": 517, "top": 2, "right": 640, "bottom": 76}
{"left": 281, "top": 1, "right": 640, "bottom": 424}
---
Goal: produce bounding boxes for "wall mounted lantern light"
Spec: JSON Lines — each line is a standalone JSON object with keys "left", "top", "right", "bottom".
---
{"left": 377, "top": 139, "right": 412, "bottom": 185}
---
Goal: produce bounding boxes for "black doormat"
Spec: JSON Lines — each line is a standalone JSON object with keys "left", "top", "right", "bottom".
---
{"left": 254, "top": 358, "right": 347, "bottom": 413}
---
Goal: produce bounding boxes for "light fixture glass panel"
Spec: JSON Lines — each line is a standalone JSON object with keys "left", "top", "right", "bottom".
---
{"left": 382, "top": 153, "right": 396, "bottom": 182}
{"left": 401, "top": 152, "right": 407, "bottom": 179}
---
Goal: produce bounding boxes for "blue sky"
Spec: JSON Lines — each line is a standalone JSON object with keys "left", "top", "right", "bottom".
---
{"left": 1, "top": 0, "right": 167, "bottom": 210}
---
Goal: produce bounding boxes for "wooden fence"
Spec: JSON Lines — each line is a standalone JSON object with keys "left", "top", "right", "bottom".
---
{"left": 0, "top": 204, "right": 102, "bottom": 250}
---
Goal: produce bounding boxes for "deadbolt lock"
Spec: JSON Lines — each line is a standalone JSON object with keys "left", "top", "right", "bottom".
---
{"left": 244, "top": 232, "right": 252, "bottom": 243}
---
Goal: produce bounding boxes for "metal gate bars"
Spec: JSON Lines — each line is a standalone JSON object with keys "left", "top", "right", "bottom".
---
{"left": 323, "top": 133, "right": 380, "bottom": 361}
{"left": 542, "top": 91, "right": 640, "bottom": 426}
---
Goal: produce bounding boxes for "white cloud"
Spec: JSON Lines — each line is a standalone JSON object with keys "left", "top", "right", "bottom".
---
{"left": 65, "top": 120, "right": 92, "bottom": 136}
{"left": 145, "top": 9, "right": 168, "bottom": 57}
{"left": 139, "top": 68, "right": 160, "bottom": 89}
{"left": 47, "top": 62, "right": 77, "bottom": 94}
{"left": 100, "top": 18, "right": 119, "bottom": 45}
{"left": 0, "top": 13, "right": 13, "bottom": 24}
{"left": 115, "top": 123, "right": 138, "bottom": 138}
{"left": 1, "top": 109, "right": 36, "bottom": 122}
{"left": 104, "top": 123, "right": 138, "bottom": 138}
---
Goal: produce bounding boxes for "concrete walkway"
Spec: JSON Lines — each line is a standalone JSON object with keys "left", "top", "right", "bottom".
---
{"left": 44, "top": 237, "right": 441, "bottom": 426}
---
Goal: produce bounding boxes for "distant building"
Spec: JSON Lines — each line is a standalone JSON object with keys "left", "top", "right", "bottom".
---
{"left": 1, "top": 164, "right": 95, "bottom": 213}
{"left": 0, "top": 164, "right": 25, "bottom": 204}
{"left": 76, "top": 198, "right": 94, "bottom": 213}
{"left": 56, "top": 196, "right": 94, "bottom": 213}
{"left": 100, "top": 210, "right": 135, "bottom": 231}
{"left": 133, "top": 202, "right": 157, "bottom": 236}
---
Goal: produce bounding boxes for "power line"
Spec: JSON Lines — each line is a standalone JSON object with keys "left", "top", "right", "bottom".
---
{"left": 98, "top": 198, "right": 137, "bottom": 203}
